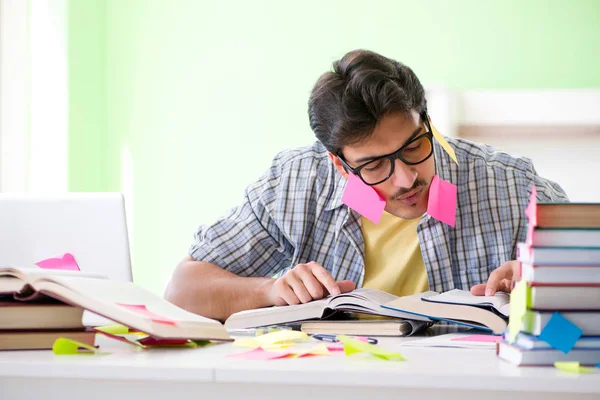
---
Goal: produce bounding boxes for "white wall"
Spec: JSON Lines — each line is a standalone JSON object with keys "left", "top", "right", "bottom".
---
{"left": 464, "top": 134, "right": 600, "bottom": 202}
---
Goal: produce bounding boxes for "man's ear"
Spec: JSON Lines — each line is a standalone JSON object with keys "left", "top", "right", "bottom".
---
{"left": 328, "top": 152, "right": 349, "bottom": 179}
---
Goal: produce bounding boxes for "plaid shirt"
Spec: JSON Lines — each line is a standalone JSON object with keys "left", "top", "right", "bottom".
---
{"left": 189, "top": 138, "right": 568, "bottom": 292}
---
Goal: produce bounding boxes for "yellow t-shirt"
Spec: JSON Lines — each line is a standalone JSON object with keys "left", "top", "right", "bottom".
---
{"left": 360, "top": 211, "right": 429, "bottom": 297}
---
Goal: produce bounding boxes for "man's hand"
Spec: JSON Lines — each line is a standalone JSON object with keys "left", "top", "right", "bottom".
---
{"left": 266, "top": 261, "right": 356, "bottom": 306}
{"left": 470, "top": 260, "right": 520, "bottom": 296}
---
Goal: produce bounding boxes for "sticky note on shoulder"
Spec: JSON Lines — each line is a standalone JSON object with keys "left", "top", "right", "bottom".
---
{"left": 429, "top": 117, "right": 458, "bottom": 165}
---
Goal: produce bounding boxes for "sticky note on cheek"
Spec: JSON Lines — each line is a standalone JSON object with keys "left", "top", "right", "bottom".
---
{"left": 341, "top": 173, "right": 386, "bottom": 224}
{"left": 426, "top": 175, "right": 457, "bottom": 227}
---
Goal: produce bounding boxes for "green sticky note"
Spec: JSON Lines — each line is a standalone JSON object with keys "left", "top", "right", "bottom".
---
{"left": 336, "top": 335, "right": 405, "bottom": 361}
{"left": 53, "top": 337, "right": 108, "bottom": 355}
{"left": 508, "top": 280, "right": 530, "bottom": 343}
{"left": 554, "top": 362, "right": 596, "bottom": 374}
{"left": 95, "top": 324, "right": 129, "bottom": 335}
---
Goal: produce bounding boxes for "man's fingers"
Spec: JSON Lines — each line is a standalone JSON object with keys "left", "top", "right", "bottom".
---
{"left": 308, "top": 262, "right": 341, "bottom": 296}
{"left": 298, "top": 271, "right": 326, "bottom": 300}
{"left": 497, "top": 278, "right": 513, "bottom": 293}
{"left": 337, "top": 280, "right": 356, "bottom": 293}
{"left": 276, "top": 282, "right": 300, "bottom": 305}
{"left": 470, "top": 283, "right": 487, "bottom": 296}
{"left": 285, "top": 272, "right": 313, "bottom": 303}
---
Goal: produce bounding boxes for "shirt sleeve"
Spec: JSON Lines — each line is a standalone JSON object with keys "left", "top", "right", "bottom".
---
{"left": 188, "top": 157, "right": 293, "bottom": 278}
{"left": 530, "top": 163, "right": 570, "bottom": 203}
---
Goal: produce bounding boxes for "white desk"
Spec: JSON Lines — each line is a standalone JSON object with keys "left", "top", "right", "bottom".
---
{"left": 1, "top": 335, "right": 599, "bottom": 400}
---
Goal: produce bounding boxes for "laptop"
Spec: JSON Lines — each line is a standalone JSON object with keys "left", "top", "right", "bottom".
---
{"left": 0, "top": 192, "right": 133, "bottom": 282}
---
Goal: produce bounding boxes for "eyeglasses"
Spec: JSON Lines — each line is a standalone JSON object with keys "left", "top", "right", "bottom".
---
{"left": 337, "top": 113, "right": 434, "bottom": 186}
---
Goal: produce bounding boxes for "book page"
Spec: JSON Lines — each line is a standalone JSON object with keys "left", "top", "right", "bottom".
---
{"left": 225, "top": 298, "right": 329, "bottom": 329}
{"left": 0, "top": 266, "right": 107, "bottom": 282}
{"left": 36, "top": 275, "right": 217, "bottom": 324}
{"left": 0, "top": 277, "right": 26, "bottom": 294}
{"left": 423, "top": 289, "right": 510, "bottom": 316}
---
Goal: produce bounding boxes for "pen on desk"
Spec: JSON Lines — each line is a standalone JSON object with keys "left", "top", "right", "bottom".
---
{"left": 312, "top": 334, "right": 378, "bottom": 345}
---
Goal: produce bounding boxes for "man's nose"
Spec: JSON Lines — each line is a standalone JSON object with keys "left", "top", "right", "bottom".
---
{"left": 390, "top": 158, "right": 417, "bottom": 188}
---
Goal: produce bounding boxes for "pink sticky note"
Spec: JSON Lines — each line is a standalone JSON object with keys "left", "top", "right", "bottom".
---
{"left": 451, "top": 334, "right": 502, "bottom": 343}
{"left": 116, "top": 303, "right": 177, "bottom": 326}
{"left": 35, "top": 253, "right": 80, "bottom": 271}
{"left": 526, "top": 222, "right": 535, "bottom": 245}
{"left": 227, "top": 348, "right": 293, "bottom": 360}
{"left": 341, "top": 173, "right": 386, "bottom": 224}
{"left": 525, "top": 186, "right": 537, "bottom": 226}
{"left": 426, "top": 175, "right": 457, "bottom": 227}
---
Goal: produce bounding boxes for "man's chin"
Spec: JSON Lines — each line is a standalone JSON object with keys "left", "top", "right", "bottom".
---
{"left": 386, "top": 204, "right": 426, "bottom": 220}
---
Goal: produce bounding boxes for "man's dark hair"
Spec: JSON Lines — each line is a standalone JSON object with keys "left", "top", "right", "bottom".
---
{"left": 308, "top": 49, "right": 427, "bottom": 155}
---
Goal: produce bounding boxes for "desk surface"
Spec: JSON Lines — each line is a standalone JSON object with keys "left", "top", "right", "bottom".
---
{"left": 1, "top": 334, "right": 599, "bottom": 400}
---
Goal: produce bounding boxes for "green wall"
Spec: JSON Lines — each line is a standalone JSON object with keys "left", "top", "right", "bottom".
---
{"left": 68, "top": 0, "right": 600, "bottom": 294}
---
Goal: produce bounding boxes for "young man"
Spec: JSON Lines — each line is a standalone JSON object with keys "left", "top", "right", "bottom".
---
{"left": 165, "top": 50, "right": 568, "bottom": 321}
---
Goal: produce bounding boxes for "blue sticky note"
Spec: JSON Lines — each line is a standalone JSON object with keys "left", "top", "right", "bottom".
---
{"left": 538, "top": 312, "right": 583, "bottom": 354}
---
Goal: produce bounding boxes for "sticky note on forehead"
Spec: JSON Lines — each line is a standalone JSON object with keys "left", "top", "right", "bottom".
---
{"left": 428, "top": 116, "right": 458, "bottom": 165}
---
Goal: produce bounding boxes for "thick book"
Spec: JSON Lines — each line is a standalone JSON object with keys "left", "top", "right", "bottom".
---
{"left": 513, "top": 332, "right": 600, "bottom": 350}
{"left": 521, "top": 310, "right": 600, "bottom": 335}
{"left": 0, "top": 329, "right": 96, "bottom": 350}
{"left": 521, "top": 263, "right": 600, "bottom": 285}
{"left": 529, "top": 227, "right": 600, "bottom": 248}
{"left": 300, "top": 318, "right": 429, "bottom": 337}
{"left": 225, "top": 288, "right": 509, "bottom": 334}
{"left": 497, "top": 341, "right": 600, "bottom": 366}
{"left": 535, "top": 203, "right": 600, "bottom": 228}
{"left": 0, "top": 300, "right": 84, "bottom": 330}
{"left": 224, "top": 289, "right": 426, "bottom": 329}
{"left": 527, "top": 286, "right": 600, "bottom": 310}
{"left": 0, "top": 267, "right": 231, "bottom": 341}
{"left": 518, "top": 243, "right": 600, "bottom": 266}
{"left": 381, "top": 290, "right": 509, "bottom": 334}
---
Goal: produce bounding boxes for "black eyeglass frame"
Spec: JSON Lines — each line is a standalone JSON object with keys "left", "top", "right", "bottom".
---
{"left": 337, "top": 112, "right": 434, "bottom": 186}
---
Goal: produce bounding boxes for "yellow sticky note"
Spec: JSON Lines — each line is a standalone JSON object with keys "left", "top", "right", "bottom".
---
{"left": 554, "top": 362, "right": 596, "bottom": 374}
{"left": 337, "top": 335, "right": 405, "bottom": 361}
{"left": 430, "top": 119, "right": 458, "bottom": 165}
{"left": 232, "top": 337, "right": 292, "bottom": 350}
{"left": 254, "top": 330, "right": 309, "bottom": 345}
{"left": 95, "top": 324, "right": 129, "bottom": 335}
{"left": 53, "top": 337, "right": 108, "bottom": 355}
{"left": 293, "top": 343, "right": 330, "bottom": 358}
{"left": 508, "top": 280, "right": 530, "bottom": 343}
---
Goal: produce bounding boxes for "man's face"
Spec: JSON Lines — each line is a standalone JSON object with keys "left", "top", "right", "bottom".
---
{"left": 331, "top": 110, "right": 435, "bottom": 220}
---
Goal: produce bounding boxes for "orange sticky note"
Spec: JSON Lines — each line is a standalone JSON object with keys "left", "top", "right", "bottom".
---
{"left": 36, "top": 253, "right": 80, "bottom": 271}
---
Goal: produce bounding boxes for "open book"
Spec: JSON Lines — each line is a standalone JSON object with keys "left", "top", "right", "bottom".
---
{"left": 382, "top": 289, "right": 509, "bottom": 334}
{"left": 225, "top": 288, "right": 509, "bottom": 334}
{"left": 0, "top": 267, "right": 231, "bottom": 341}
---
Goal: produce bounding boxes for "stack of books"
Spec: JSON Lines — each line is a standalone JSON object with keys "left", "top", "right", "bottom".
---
{"left": 0, "top": 295, "right": 94, "bottom": 350}
{"left": 497, "top": 197, "right": 600, "bottom": 366}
